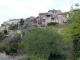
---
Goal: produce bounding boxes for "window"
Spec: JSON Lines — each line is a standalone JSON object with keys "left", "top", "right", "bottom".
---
{"left": 46, "top": 15, "right": 50, "bottom": 17}
{"left": 51, "top": 18, "right": 54, "bottom": 20}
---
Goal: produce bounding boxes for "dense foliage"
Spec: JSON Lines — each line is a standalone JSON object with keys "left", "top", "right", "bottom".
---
{"left": 0, "top": 42, "right": 24, "bottom": 55}
{"left": 61, "top": 4, "right": 80, "bottom": 60}
{"left": 0, "top": 44, "right": 10, "bottom": 53}
{"left": 23, "top": 28, "right": 65, "bottom": 60}
{"left": 67, "top": 9, "right": 80, "bottom": 60}
{"left": 0, "top": 32, "right": 24, "bottom": 55}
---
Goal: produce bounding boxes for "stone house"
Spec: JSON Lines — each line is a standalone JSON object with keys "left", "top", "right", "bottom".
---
{"left": 34, "top": 9, "right": 67, "bottom": 28}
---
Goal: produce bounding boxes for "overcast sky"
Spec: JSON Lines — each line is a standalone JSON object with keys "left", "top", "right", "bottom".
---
{"left": 0, "top": 0, "right": 80, "bottom": 25}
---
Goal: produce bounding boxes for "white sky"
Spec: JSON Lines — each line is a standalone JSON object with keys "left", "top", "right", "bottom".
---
{"left": 0, "top": 0, "right": 80, "bottom": 25}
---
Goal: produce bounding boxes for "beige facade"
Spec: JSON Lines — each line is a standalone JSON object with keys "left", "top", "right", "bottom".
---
{"left": 34, "top": 9, "right": 67, "bottom": 28}
{"left": 0, "top": 26, "right": 5, "bottom": 32}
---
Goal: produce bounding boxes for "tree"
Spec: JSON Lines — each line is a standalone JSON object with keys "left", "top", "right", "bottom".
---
{"left": 65, "top": 5, "right": 80, "bottom": 60}
{"left": 23, "top": 28, "right": 65, "bottom": 60}
{"left": 75, "top": 3, "right": 80, "bottom": 7}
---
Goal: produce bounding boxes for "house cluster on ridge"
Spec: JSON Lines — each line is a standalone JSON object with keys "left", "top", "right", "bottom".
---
{"left": 0, "top": 16, "right": 35, "bottom": 32}
{"left": 34, "top": 9, "right": 67, "bottom": 28}
{"left": 0, "top": 8, "right": 72, "bottom": 32}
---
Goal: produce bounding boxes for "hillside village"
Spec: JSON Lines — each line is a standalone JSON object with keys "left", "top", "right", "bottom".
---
{"left": 1, "top": 7, "right": 78, "bottom": 32}
{"left": 0, "top": 9, "right": 69, "bottom": 32}
{"left": 0, "top": 7, "right": 80, "bottom": 60}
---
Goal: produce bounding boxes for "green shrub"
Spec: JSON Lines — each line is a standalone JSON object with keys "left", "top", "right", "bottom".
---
{"left": 0, "top": 44, "right": 10, "bottom": 53}
{"left": 47, "top": 22, "right": 58, "bottom": 26}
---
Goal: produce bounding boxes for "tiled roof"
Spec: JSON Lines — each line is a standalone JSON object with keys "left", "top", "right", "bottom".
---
{"left": 39, "top": 13, "right": 48, "bottom": 15}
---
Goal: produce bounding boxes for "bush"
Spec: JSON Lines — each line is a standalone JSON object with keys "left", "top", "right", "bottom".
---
{"left": 9, "top": 42, "right": 18, "bottom": 54}
{"left": 47, "top": 22, "right": 58, "bottom": 26}
{"left": 0, "top": 44, "right": 10, "bottom": 53}
{"left": 10, "top": 35, "right": 21, "bottom": 43}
